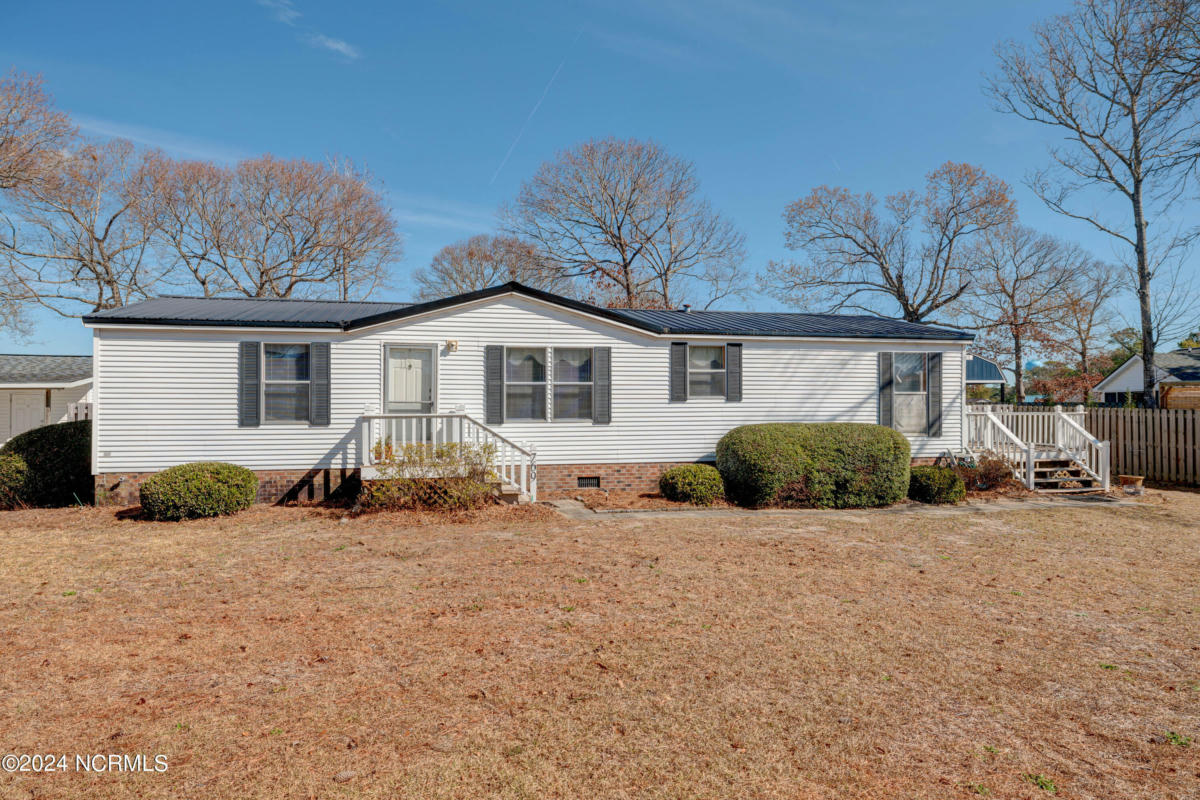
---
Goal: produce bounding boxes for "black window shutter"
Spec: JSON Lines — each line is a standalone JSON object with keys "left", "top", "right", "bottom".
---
{"left": 593, "top": 346, "right": 612, "bottom": 424}
{"left": 669, "top": 342, "right": 688, "bottom": 402}
{"left": 485, "top": 345, "right": 504, "bottom": 424}
{"left": 725, "top": 343, "right": 742, "bottom": 402}
{"left": 238, "top": 341, "right": 261, "bottom": 427}
{"left": 878, "top": 352, "right": 893, "bottom": 428}
{"left": 310, "top": 342, "right": 331, "bottom": 426}
{"left": 926, "top": 352, "right": 942, "bottom": 437}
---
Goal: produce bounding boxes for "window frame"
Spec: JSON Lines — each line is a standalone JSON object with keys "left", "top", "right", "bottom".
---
{"left": 503, "top": 346, "right": 549, "bottom": 422}
{"left": 891, "top": 351, "right": 928, "bottom": 435}
{"left": 687, "top": 344, "right": 726, "bottom": 399}
{"left": 261, "top": 342, "right": 312, "bottom": 425}
{"left": 552, "top": 346, "right": 595, "bottom": 421}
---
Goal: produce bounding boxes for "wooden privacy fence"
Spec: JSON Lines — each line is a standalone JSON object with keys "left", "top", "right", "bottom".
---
{"left": 1084, "top": 407, "right": 1200, "bottom": 486}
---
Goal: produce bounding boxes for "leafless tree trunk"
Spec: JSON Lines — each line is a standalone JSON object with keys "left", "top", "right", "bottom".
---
{"left": 502, "top": 137, "right": 747, "bottom": 309}
{"left": 962, "top": 225, "right": 1081, "bottom": 402}
{"left": 1055, "top": 259, "right": 1121, "bottom": 374}
{"left": 0, "top": 138, "right": 165, "bottom": 320}
{"left": 146, "top": 155, "right": 402, "bottom": 300}
{"left": 988, "top": 0, "right": 1200, "bottom": 406}
{"left": 413, "top": 234, "right": 566, "bottom": 301}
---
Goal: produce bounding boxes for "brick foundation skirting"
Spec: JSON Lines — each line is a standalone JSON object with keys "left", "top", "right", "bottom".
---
{"left": 94, "top": 468, "right": 361, "bottom": 507}
{"left": 95, "top": 457, "right": 941, "bottom": 506}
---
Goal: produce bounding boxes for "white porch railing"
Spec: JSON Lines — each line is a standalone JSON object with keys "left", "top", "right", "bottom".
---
{"left": 359, "top": 413, "right": 537, "bottom": 501}
{"left": 966, "top": 408, "right": 1036, "bottom": 489}
{"left": 966, "top": 404, "right": 1110, "bottom": 490}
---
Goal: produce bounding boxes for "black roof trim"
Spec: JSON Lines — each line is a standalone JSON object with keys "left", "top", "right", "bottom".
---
{"left": 82, "top": 281, "right": 974, "bottom": 341}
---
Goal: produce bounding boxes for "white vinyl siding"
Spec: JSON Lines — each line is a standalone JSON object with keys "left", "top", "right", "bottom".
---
{"left": 91, "top": 295, "right": 967, "bottom": 472}
{"left": 1, "top": 384, "right": 91, "bottom": 445}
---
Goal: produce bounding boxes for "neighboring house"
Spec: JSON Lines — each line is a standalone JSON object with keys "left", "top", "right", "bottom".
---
{"left": 1089, "top": 349, "right": 1200, "bottom": 408}
{"left": 0, "top": 354, "right": 93, "bottom": 444}
{"left": 82, "top": 282, "right": 973, "bottom": 504}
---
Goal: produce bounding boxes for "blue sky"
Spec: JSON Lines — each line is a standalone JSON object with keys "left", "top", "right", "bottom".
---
{"left": 2, "top": 0, "right": 1137, "bottom": 355}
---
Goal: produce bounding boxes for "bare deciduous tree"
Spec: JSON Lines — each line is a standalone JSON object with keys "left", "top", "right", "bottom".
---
{"left": 0, "top": 71, "right": 75, "bottom": 191}
{"left": 963, "top": 225, "right": 1084, "bottom": 401}
{"left": 989, "top": 0, "right": 1200, "bottom": 405}
{"left": 1049, "top": 258, "right": 1121, "bottom": 374}
{"left": 0, "top": 138, "right": 164, "bottom": 320}
{"left": 762, "top": 162, "right": 1015, "bottom": 323}
{"left": 412, "top": 234, "right": 564, "bottom": 301}
{"left": 147, "top": 154, "right": 402, "bottom": 299}
{"left": 503, "top": 137, "right": 747, "bottom": 309}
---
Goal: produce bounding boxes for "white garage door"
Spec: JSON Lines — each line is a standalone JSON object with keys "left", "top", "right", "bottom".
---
{"left": 8, "top": 391, "right": 46, "bottom": 441}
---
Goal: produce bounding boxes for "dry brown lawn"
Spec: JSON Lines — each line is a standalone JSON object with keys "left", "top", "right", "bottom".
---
{"left": 0, "top": 494, "right": 1198, "bottom": 799}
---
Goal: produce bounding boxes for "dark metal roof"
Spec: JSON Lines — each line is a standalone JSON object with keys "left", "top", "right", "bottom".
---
{"left": 83, "top": 282, "right": 973, "bottom": 341}
{"left": 0, "top": 354, "right": 93, "bottom": 385}
{"left": 609, "top": 308, "right": 972, "bottom": 341}
{"left": 1158, "top": 349, "right": 1200, "bottom": 381}
{"left": 83, "top": 296, "right": 412, "bottom": 329}
{"left": 966, "top": 355, "right": 1006, "bottom": 383}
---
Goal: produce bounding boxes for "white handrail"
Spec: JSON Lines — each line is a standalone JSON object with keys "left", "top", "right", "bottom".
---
{"left": 359, "top": 413, "right": 537, "bottom": 502}
{"left": 985, "top": 411, "right": 1036, "bottom": 489}
{"left": 1056, "top": 410, "right": 1111, "bottom": 490}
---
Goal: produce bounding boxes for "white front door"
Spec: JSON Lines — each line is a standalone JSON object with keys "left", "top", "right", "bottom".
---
{"left": 385, "top": 346, "right": 434, "bottom": 413}
{"left": 9, "top": 391, "right": 45, "bottom": 439}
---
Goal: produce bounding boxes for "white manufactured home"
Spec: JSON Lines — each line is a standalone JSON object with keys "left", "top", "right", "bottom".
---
{"left": 83, "top": 282, "right": 977, "bottom": 504}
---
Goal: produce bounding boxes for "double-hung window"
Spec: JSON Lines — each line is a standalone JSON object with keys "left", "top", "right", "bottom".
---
{"left": 892, "top": 353, "right": 927, "bottom": 434}
{"left": 263, "top": 343, "right": 311, "bottom": 423}
{"left": 688, "top": 345, "right": 725, "bottom": 397}
{"left": 505, "top": 347, "right": 546, "bottom": 420}
{"left": 554, "top": 348, "right": 593, "bottom": 419}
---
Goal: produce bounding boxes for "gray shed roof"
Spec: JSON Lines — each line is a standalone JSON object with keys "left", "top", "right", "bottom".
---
{"left": 83, "top": 282, "right": 973, "bottom": 342}
{"left": 0, "top": 354, "right": 93, "bottom": 385}
{"left": 1158, "top": 349, "right": 1200, "bottom": 381}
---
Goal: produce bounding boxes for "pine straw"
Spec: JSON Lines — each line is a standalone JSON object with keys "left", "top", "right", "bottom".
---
{"left": 556, "top": 488, "right": 734, "bottom": 510}
{"left": 1, "top": 497, "right": 1198, "bottom": 799}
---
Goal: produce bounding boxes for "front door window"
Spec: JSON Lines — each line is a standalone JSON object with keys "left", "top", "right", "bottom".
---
{"left": 386, "top": 346, "right": 434, "bottom": 413}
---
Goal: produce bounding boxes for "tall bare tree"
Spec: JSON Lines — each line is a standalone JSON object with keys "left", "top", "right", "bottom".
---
{"left": 147, "top": 154, "right": 402, "bottom": 299}
{"left": 762, "top": 162, "right": 1015, "bottom": 323}
{"left": 989, "top": 0, "right": 1200, "bottom": 405}
{"left": 0, "top": 138, "right": 164, "bottom": 320}
{"left": 963, "top": 225, "right": 1083, "bottom": 401}
{"left": 503, "top": 137, "right": 746, "bottom": 309}
{"left": 412, "top": 234, "right": 564, "bottom": 301}
{"left": 0, "top": 71, "right": 75, "bottom": 191}
{"left": 1048, "top": 258, "right": 1121, "bottom": 374}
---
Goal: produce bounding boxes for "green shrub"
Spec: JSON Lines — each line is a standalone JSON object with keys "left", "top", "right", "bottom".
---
{"left": 715, "top": 423, "right": 910, "bottom": 509}
{"left": 0, "top": 453, "right": 30, "bottom": 510}
{"left": 140, "top": 462, "right": 258, "bottom": 521}
{"left": 0, "top": 420, "right": 92, "bottom": 506}
{"left": 658, "top": 464, "right": 724, "bottom": 505}
{"left": 360, "top": 442, "right": 497, "bottom": 511}
{"left": 908, "top": 465, "right": 966, "bottom": 504}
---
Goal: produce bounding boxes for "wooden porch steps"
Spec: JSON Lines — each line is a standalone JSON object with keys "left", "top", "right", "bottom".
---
{"left": 1030, "top": 458, "right": 1102, "bottom": 493}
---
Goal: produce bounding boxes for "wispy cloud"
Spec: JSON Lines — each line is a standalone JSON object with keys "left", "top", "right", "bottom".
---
{"left": 74, "top": 114, "right": 249, "bottom": 162}
{"left": 589, "top": 29, "right": 697, "bottom": 66}
{"left": 256, "top": 0, "right": 362, "bottom": 60}
{"left": 304, "top": 33, "right": 361, "bottom": 60}
{"left": 391, "top": 194, "right": 497, "bottom": 233}
{"left": 257, "top": 0, "right": 300, "bottom": 25}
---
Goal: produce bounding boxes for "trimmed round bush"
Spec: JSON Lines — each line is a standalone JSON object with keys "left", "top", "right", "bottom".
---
{"left": 0, "top": 453, "right": 30, "bottom": 510}
{"left": 140, "top": 462, "right": 258, "bottom": 521}
{"left": 0, "top": 420, "right": 92, "bottom": 507}
{"left": 716, "top": 423, "right": 911, "bottom": 509}
{"left": 908, "top": 465, "right": 966, "bottom": 504}
{"left": 659, "top": 464, "right": 724, "bottom": 505}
